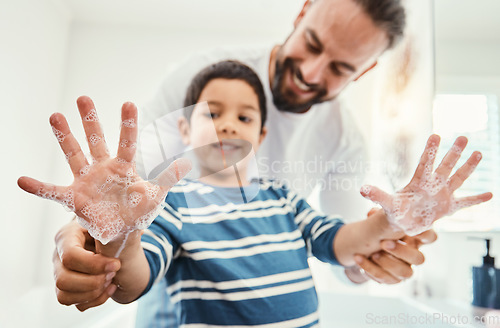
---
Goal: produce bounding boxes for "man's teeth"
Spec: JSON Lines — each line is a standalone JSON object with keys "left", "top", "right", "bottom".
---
{"left": 292, "top": 72, "right": 311, "bottom": 92}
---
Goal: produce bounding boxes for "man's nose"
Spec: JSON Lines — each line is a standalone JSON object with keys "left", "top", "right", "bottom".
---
{"left": 299, "top": 56, "right": 328, "bottom": 85}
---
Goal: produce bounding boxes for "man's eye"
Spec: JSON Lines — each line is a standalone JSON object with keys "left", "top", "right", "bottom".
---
{"left": 306, "top": 42, "right": 321, "bottom": 54}
{"left": 330, "top": 64, "right": 344, "bottom": 77}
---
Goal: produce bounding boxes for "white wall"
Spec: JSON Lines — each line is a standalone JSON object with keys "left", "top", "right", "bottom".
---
{"left": 418, "top": 38, "right": 500, "bottom": 303}
{"left": 0, "top": 0, "right": 71, "bottom": 315}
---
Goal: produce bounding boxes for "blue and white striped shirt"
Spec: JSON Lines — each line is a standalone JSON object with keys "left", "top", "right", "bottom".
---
{"left": 141, "top": 179, "right": 344, "bottom": 327}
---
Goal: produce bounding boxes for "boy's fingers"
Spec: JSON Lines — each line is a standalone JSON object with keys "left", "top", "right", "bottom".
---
{"left": 76, "top": 96, "right": 110, "bottom": 162}
{"left": 360, "top": 185, "right": 392, "bottom": 211}
{"left": 17, "top": 177, "right": 73, "bottom": 209}
{"left": 433, "top": 136, "right": 467, "bottom": 179}
{"left": 116, "top": 102, "right": 138, "bottom": 163}
{"left": 407, "top": 134, "right": 440, "bottom": 188}
{"left": 156, "top": 158, "right": 192, "bottom": 193}
{"left": 448, "top": 151, "right": 482, "bottom": 192}
{"left": 49, "top": 112, "right": 90, "bottom": 177}
{"left": 451, "top": 193, "right": 493, "bottom": 213}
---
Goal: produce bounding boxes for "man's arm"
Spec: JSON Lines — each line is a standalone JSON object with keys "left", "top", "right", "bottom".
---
{"left": 53, "top": 220, "right": 121, "bottom": 311}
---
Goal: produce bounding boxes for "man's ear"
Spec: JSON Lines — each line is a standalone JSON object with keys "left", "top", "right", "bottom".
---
{"left": 354, "top": 61, "right": 378, "bottom": 82}
{"left": 294, "top": 0, "right": 313, "bottom": 28}
{"left": 177, "top": 116, "right": 191, "bottom": 145}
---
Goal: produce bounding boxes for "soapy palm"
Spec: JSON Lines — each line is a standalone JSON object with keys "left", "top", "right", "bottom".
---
{"left": 18, "top": 96, "right": 191, "bottom": 244}
{"left": 361, "top": 135, "right": 492, "bottom": 236}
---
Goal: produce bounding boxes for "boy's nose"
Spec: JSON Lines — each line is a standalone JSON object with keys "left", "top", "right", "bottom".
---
{"left": 217, "top": 120, "right": 237, "bottom": 135}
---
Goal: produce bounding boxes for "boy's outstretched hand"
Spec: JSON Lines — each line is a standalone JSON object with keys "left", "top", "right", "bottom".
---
{"left": 18, "top": 96, "right": 191, "bottom": 245}
{"left": 361, "top": 134, "right": 493, "bottom": 236}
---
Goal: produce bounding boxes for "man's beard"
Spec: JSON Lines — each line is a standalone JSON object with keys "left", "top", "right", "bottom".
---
{"left": 271, "top": 56, "right": 329, "bottom": 113}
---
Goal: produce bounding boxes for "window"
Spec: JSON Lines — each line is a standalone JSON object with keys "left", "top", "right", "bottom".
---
{"left": 432, "top": 94, "right": 499, "bottom": 231}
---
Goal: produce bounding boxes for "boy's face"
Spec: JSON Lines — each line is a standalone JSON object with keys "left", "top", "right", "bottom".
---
{"left": 179, "top": 78, "right": 267, "bottom": 176}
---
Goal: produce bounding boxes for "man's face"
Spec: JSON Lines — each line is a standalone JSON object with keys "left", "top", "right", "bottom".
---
{"left": 271, "top": 0, "right": 390, "bottom": 113}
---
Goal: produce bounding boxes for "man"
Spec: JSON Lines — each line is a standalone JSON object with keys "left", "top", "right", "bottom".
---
{"left": 52, "top": 0, "right": 437, "bottom": 322}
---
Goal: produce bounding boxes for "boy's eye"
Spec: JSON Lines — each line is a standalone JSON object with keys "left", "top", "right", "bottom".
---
{"left": 239, "top": 116, "right": 252, "bottom": 123}
{"left": 205, "top": 112, "right": 219, "bottom": 119}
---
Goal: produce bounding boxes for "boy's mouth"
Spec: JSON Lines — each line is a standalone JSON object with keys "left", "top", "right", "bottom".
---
{"left": 212, "top": 140, "right": 242, "bottom": 152}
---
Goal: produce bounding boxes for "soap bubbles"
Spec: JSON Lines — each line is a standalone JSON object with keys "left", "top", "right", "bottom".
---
{"left": 18, "top": 96, "right": 191, "bottom": 247}
{"left": 361, "top": 134, "right": 492, "bottom": 236}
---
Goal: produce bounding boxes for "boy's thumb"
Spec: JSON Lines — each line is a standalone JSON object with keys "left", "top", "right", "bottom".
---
{"left": 156, "top": 158, "right": 192, "bottom": 190}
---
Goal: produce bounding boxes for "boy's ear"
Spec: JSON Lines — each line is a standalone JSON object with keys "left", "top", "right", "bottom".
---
{"left": 177, "top": 116, "right": 191, "bottom": 145}
{"left": 258, "top": 126, "right": 267, "bottom": 145}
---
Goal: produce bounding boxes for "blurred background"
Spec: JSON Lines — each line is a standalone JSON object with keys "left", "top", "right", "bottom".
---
{"left": 1, "top": 0, "right": 500, "bottom": 326}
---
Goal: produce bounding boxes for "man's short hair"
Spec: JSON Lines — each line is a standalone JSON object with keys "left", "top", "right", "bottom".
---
{"left": 352, "top": 0, "right": 406, "bottom": 49}
{"left": 183, "top": 60, "right": 267, "bottom": 131}
{"left": 312, "top": 0, "right": 406, "bottom": 49}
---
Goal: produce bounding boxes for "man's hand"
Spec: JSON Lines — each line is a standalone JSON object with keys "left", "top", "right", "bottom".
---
{"left": 349, "top": 226, "right": 437, "bottom": 284}
{"left": 53, "top": 220, "right": 120, "bottom": 311}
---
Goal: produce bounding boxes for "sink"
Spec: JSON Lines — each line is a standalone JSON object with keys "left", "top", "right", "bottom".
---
{"left": 1, "top": 287, "right": 484, "bottom": 327}
{"left": 0, "top": 286, "right": 137, "bottom": 328}
{"left": 318, "top": 293, "right": 482, "bottom": 328}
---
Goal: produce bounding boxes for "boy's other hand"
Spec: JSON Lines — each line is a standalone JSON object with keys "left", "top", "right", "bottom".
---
{"left": 53, "top": 220, "right": 120, "bottom": 311}
{"left": 361, "top": 134, "right": 492, "bottom": 236}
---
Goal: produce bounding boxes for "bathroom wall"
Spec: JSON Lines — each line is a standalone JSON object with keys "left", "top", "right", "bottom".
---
{"left": 418, "top": 34, "right": 500, "bottom": 303}
{"left": 0, "top": 0, "right": 71, "bottom": 315}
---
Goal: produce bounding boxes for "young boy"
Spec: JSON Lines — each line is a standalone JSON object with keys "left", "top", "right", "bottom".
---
{"left": 18, "top": 61, "right": 491, "bottom": 326}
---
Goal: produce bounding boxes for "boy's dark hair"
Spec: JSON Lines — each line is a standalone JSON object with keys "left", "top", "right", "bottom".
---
{"left": 183, "top": 60, "right": 267, "bottom": 132}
